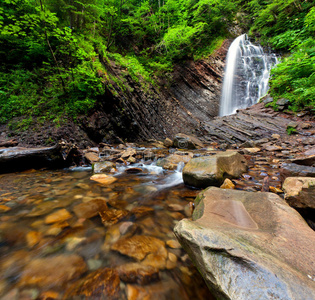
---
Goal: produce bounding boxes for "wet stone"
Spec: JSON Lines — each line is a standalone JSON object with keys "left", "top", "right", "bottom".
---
{"left": 90, "top": 174, "right": 118, "bottom": 185}
{"left": 116, "top": 263, "right": 159, "bottom": 285}
{"left": 65, "top": 268, "right": 120, "bottom": 300}
{"left": 99, "top": 208, "right": 129, "bottom": 227}
{"left": 72, "top": 199, "right": 108, "bottom": 219}
{"left": 111, "top": 235, "right": 167, "bottom": 261}
{"left": 18, "top": 254, "right": 87, "bottom": 288}
{"left": 44, "top": 208, "right": 72, "bottom": 224}
{"left": 130, "top": 206, "right": 154, "bottom": 219}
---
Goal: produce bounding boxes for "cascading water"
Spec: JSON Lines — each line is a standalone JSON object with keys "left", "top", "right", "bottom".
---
{"left": 219, "top": 34, "right": 277, "bottom": 116}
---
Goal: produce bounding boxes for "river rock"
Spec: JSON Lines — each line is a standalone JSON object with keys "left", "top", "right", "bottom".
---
{"left": 116, "top": 263, "right": 159, "bottom": 284}
{"left": 73, "top": 199, "right": 108, "bottom": 219}
{"left": 111, "top": 235, "right": 167, "bottom": 261}
{"left": 173, "top": 133, "right": 204, "bottom": 149}
{"left": 182, "top": 151, "right": 248, "bottom": 188}
{"left": 90, "top": 174, "right": 118, "bottom": 185}
{"left": 99, "top": 208, "right": 129, "bottom": 227}
{"left": 85, "top": 152, "right": 100, "bottom": 164}
{"left": 291, "top": 155, "right": 315, "bottom": 167}
{"left": 93, "top": 161, "right": 116, "bottom": 173}
{"left": 157, "top": 153, "right": 193, "bottom": 170}
{"left": 282, "top": 177, "right": 315, "bottom": 209}
{"left": 19, "top": 254, "right": 87, "bottom": 288}
{"left": 44, "top": 208, "right": 72, "bottom": 224}
{"left": 65, "top": 268, "right": 120, "bottom": 299}
{"left": 174, "top": 187, "right": 315, "bottom": 300}
{"left": 280, "top": 163, "right": 315, "bottom": 182}
{"left": 163, "top": 138, "right": 173, "bottom": 148}
{"left": 0, "top": 145, "right": 65, "bottom": 174}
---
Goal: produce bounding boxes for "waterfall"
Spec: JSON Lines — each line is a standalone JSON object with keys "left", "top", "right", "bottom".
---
{"left": 219, "top": 34, "right": 277, "bottom": 117}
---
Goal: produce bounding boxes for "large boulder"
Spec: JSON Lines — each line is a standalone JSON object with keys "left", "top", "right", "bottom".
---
{"left": 182, "top": 151, "right": 247, "bottom": 188}
{"left": 283, "top": 177, "right": 315, "bottom": 209}
{"left": 173, "top": 133, "right": 204, "bottom": 149}
{"left": 280, "top": 163, "right": 315, "bottom": 182}
{"left": 174, "top": 187, "right": 315, "bottom": 300}
{"left": 0, "top": 145, "right": 65, "bottom": 173}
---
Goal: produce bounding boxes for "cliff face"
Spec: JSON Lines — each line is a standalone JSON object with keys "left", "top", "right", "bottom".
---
{"left": 78, "top": 39, "right": 230, "bottom": 144}
{"left": 2, "top": 40, "right": 230, "bottom": 147}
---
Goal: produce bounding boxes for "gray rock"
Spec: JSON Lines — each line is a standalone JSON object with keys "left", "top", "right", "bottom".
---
{"left": 182, "top": 151, "right": 247, "bottom": 188}
{"left": 276, "top": 98, "right": 289, "bottom": 110}
{"left": 174, "top": 187, "right": 315, "bottom": 300}
{"left": 280, "top": 163, "right": 315, "bottom": 182}
{"left": 173, "top": 133, "right": 204, "bottom": 149}
{"left": 93, "top": 161, "right": 116, "bottom": 173}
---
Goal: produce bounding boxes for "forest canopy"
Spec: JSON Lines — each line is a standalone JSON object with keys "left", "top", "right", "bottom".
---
{"left": 0, "top": 0, "right": 314, "bottom": 127}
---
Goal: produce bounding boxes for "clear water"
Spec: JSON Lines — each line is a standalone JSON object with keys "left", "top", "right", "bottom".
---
{"left": 220, "top": 34, "right": 278, "bottom": 116}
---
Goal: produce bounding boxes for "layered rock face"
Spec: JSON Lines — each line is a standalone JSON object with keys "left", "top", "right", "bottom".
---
{"left": 174, "top": 187, "right": 315, "bottom": 300}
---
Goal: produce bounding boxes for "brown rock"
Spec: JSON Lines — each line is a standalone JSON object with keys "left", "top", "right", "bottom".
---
{"left": 93, "top": 161, "right": 116, "bottom": 173}
{"left": 99, "top": 208, "right": 129, "bottom": 226}
{"left": 44, "top": 209, "right": 72, "bottom": 224}
{"left": 65, "top": 268, "right": 120, "bottom": 299}
{"left": 121, "top": 148, "right": 137, "bottom": 159}
{"left": 163, "top": 138, "right": 173, "bottom": 148}
{"left": 125, "top": 167, "right": 143, "bottom": 174}
{"left": 111, "top": 235, "right": 166, "bottom": 261}
{"left": 116, "top": 263, "right": 159, "bottom": 284}
{"left": 283, "top": 177, "right": 315, "bottom": 209}
{"left": 26, "top": 231, "right": 42, "bottom": 248}
{"left": 90, "top": 174, "right": 117, "bottom": 185}
{"left": 85, "top": 152, "right": 100, "bottom": 164}
{"left": 19, "top": 255, "right": 87, "bottom": 288}
{"left": 166, "top": 239, "right": 181, "bottom": 249}
{"left": 157, "top": 154, "right": 192, "bottom": 170}
{"left": 166, "top": 252, "right": 177, "bottom": 270}
{"left": 73, "top": 199, "right": 108, "bottom": 219}
{"left": 0, "top": 205, "right": 11, "bottom": 212}
{"left": 220, "top": 178, "right": 235, "bottom": 189}
{"left": 130, "top": 206, "right": 154, "bottom": 219}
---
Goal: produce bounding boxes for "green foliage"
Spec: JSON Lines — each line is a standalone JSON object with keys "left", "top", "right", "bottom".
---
{"left": 286, "top": 126, "right": 297, "bottom": 135}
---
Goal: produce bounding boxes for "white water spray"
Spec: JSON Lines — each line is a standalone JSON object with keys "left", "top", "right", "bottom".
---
{"left": 219, "top": 34, "right": 277, "bottom": 116}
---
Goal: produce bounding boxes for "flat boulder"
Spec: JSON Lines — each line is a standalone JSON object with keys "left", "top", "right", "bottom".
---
{"left": 174, "top": 187, "right": 315, "bottom": 300}
{"left": 173, "top": 133, "right": 204, "bottom": 149}
{"left": 0, "top": 145, "right": 65, "bottom": 173}
{"left": 283, "top": 177, "right": 315, "bottom": 209}
{"left": 182, "top": 151, "right": 247, "bottom": 188}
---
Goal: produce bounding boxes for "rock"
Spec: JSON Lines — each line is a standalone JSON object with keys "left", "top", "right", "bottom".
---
{"left": 85, "top": 152, "right": 100, "bottom": 164}
{"left": 271, "top": 133, "right": 281, "bottom": 139}
{"left": 111, "top": 235, "right": 166, "bottom": 261}
{"left": 166, "top": 239, "right": 181, "bottom": 249}
{"left": 44, "top": 208, "right": 72, "bottom": 224}
{"left": 130, "top": 206, "right": 154, "bottom": 219}
{"left": 65, "top": 268, "right": 120, "bottom": 299}
{"left": 260, "top": 94, "right": 273, "bottom": 105}
{"left": 73, "top": 199, "right": 108, "bottom": 219}
{"left": 93, "top": 161, "right": 116, "bottom": 173}
{"left": 99, "top": 208, "right": 129, "bottom": 226}
{"left": 116, "top": 263, "right": 159, "bottom": 284}
{"left": 166, "top": 252, "right": 177, "bottom": 270}
{"left": 220, "top": 178, "right": 235, "bottom": 189}
{"left": 283, "top": 177, "right": 315, "bottom": 209}
{"left": 243, "top": 147, "right": 261, "bottom": 153}
{"left": 0, "top": 145, "right": 65, "bottom": 174}
{"left": 26, "top": 231, "right": 42, "bottom": 248}
{"left": 301, "top": 123, "right": 312, "bottom": 129}
{"left": 19, "top": 255, "right": 87, "bottom": 288}
{"left": 173, "top": 133, "right": 204, "bottom": 149}
{"left": 276, "top": 98, "right": 289, "bottom": 110}
{"left": 174, "top": 187, "right": 315, "bottom": 300}
{"left": 125, "top": 167, "right": 143, "bottom": 174}
{"left": 182, "top": 151, "right": 248, "bottom": 188}
{"left": 287, "top": 121, "right": 298, "bottom": 129}
{"left": 280, "top": 163, "right": 315, "bottom": 182}
{"left": 163, "top": 138, "right": 173, "bottom": 148}
{"left": 90, "top": 174, "right": 117, "bottom": 185}
{"left": 121, "top": 148, "right": 137, "bottom": 159}
{"left": 157, "top": 154, "right": 192, "bottom": 170}
{"left": 0, "top": 205, "right": 11, "bottom": 212}
{"left": 292, "top": 155, "right": 315, "bottom": 167}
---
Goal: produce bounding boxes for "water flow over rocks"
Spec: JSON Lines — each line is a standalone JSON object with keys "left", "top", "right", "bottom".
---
{"left": 220, "top": 34, "right": 277, "bottom": 116}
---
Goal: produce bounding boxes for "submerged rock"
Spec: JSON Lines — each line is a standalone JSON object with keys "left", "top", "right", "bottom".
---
{"left": 283, "top": 177, "right": 315, "bottom": 209}
{"left": 116, "top": 263, "right": 159, "bottom": 284}
{"left": 182, "top": 151, "right": 247, "bottom": 188}
{"left": 19, "top": 255, "right": 87, "bottom": 288}
{"left": 174, "top": 187, "right": 315, "bottom": 300}
{"left": 65, "top": 268, "right": 120, "bottom": 299}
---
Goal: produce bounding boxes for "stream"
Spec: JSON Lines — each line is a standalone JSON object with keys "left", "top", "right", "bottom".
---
{"left": 0, "top": 147, "right": 283, "bottom": 299}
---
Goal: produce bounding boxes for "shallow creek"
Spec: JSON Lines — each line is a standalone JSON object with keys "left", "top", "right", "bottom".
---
{"left": 0, "top": 148, "right": 282, "bottom": 299}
